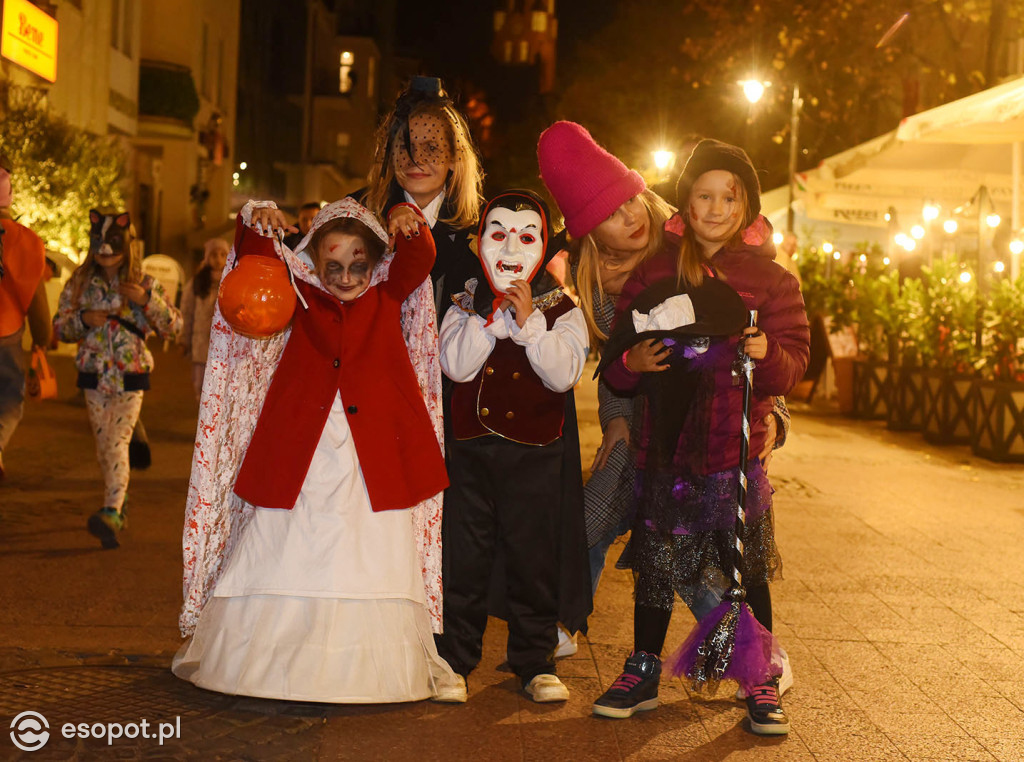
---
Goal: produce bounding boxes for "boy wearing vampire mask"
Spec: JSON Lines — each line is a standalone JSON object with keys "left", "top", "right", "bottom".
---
{"left": 54, "top": 210, "right": 182, "bottom": 548}
{"left": 435, "top": 190, "right": 591, "bottom": 703}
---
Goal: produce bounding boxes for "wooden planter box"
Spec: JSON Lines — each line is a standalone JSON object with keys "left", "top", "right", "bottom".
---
{"left": 971, "top": 379, "right": 1024, "bottom": 462}
{"left": 887, "top": 365, "right": 925, "bottom": 432}
{"left": 922, "top": 371, "right": 976, "bottom": 446}
{"left": 852, "top": 359, "right": 890, "bottom": 420}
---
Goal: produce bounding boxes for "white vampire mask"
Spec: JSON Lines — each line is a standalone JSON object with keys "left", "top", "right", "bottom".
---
{"left": 479, "top": 206, "right": 545, "bottom": 295}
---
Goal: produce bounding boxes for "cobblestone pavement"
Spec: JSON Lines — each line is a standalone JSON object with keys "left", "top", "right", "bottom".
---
{"left": 3, "top": 348, "right": 1024, "bottom": 760}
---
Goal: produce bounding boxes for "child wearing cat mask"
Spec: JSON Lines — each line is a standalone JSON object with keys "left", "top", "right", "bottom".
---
{"left": 53, "top": 210, "right": 182, "bottom": 548}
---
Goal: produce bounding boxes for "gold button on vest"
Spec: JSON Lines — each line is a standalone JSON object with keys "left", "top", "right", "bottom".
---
{"left": 505, "top": 411, "right": 515, "bottom": 420}
{"left": 480, "top": 407, "right": 490, "bottom": 416}
{"left": 512, "top": 372, "right": 521, "bottom": 380}
{"left": 485, "top": 366, "right": 494, "bottom": 375}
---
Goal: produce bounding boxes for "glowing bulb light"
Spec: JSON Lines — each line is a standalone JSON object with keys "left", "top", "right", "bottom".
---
{"left": 1010, "top": 239, "right": 1024, "bottom": 256}
{"left": 959, "top": 271, "right": 972, "bottom": 284}
{"left": 884, "top": 212, "right": 892, "bottom": 222}
{"left": 822, "top": 241, "right": 834, "bottom": 254}
{"left": 772, "top": 232, "right": 784, "bottom": 245}
{"left": 652, "top": 149, "right": 675, "bottom": 171}
{"left": 239, "top": 161, "right": 248, "bottom": 170}
{"left": 740, "top": 80, "right": 767, "bottom": 103}
{"left": 995, "top": 260, "right": 1006, "bottom": 273}
{"left": 922, "top": 204, "right": 940, "bottom": 221}
{"left": 943, "top": 219, "right": 958, "bottom": 234}
{"left": 894, "top": 233, "right": 909, "bottom": 248}
{"left": 883, "top": 256, "right": 891, "bottom": 265}
{"left": 859, "top": 254, "right": 867, "bottom": 263}
{"left": 911, "top": 225, "right": 925, "bottom": 239}
{"left": 987, "top": 213, "right": 1001, "bottom": 228}
{"left": 903, "top": 239, "right": 916, "bottom": 252}
{"left": 833, "top": 251, "right": 841, "bottom": 260}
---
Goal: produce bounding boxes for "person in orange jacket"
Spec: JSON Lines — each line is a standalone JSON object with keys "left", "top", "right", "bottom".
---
{"left": 0, "top": 154, "right": 51, "bottom": 480}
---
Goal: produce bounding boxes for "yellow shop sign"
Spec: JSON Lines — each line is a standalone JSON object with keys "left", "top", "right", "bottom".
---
{"left": 1, "top": 0, "right": 58, "bottom": 83}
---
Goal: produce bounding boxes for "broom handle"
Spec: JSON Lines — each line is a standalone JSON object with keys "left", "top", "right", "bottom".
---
{"left": 732, "top": 310, "right": 758, "bottom": 595}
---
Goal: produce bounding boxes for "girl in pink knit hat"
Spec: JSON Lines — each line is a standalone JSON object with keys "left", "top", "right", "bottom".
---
{"left": 538, "top": 124, "right": 797, "bottom": 731}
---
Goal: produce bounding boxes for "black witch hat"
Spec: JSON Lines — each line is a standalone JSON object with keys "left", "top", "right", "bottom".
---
{"left": 595, "top": 274, "right": 748, "bottom": 377}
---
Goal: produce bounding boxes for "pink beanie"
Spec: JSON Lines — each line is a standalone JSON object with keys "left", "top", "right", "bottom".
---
{"left": 537, "top": 121, "right": 646, "bottom": 239}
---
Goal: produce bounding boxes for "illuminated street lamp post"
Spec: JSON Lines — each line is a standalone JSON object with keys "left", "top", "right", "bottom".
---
{"left": 740, "top": 78, "right": 802, "bottom": 233}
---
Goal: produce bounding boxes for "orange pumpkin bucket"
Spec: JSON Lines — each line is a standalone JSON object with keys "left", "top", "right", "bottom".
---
{"left": 218, "top": 254, "right": 296, "bottom": 338}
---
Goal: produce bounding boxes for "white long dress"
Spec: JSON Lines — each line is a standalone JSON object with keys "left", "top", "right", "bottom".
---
{"left": 172, "top": 393, "right": 456, "bottom": 703}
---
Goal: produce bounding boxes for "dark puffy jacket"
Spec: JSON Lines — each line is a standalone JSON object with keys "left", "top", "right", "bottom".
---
{"left": 602, "top": 215, "right": 809, "bottom": 475}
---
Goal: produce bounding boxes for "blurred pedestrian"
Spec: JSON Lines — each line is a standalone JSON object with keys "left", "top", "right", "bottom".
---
{"left": 595, "top": 140, "right": 809, "bottom": 733}
{"left": 282, "top": 201, "right": 321, "bottom": 250}
{"left": 180, "top": 238, "right": 229, "bottom": 400}
{"left": 175, "top": 198, "right": 459, "bottom": 703}
{"left": 53, "top": 211, "right": 182, "bottom": 548}
{"left": 0, "top": 154, "right": 50, "bottom": 480}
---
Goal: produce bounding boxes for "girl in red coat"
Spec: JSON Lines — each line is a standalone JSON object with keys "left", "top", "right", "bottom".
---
{"left": 174, "top": 198, "right": 460, "bottom": 703}
{"left": 596, "top": 141, "right": 809, "bottom": 734}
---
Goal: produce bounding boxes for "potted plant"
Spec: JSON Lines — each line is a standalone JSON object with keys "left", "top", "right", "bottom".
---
{"left": 884, "top": 277, "right": 928, "bottom": 431}
{"left": 847, "top": 245, "right": 893, "bottom": 420}
{"left": 971, "top": 275, "right": 1024, "bottom": 461}
{"left": 919, "top": 260, "right": 979, "bottom": 445}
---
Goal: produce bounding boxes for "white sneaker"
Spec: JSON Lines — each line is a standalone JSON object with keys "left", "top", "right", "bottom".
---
{"left": 433, "top": 674, "right": 468, "bottom": 703}
{"left": 737, "top": 649, "right": 792, "bottom": 700}
{"left": 525, "top": 673, "right": 569, "bottom": 703}
{"left": 554, "top": 624, "right": 578, "bottom": 658}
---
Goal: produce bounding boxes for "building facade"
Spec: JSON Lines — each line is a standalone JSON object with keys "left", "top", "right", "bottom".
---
{"left": 0, "top": 0, "right": 240, "bottom": 274}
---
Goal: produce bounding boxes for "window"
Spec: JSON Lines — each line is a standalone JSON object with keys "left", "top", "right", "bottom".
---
{"left": 200, "top": 22, "right": 210, "bottom": 98}
{"left": 493, "top": 11, "right": 506, "bottom": 31}
{"left": 110, "top": 0, "right": 134, "bottom": 56}
{"left": 216, "top": 40, "right": 224, "bottom": 105}
{"left": 518, "top": 40, "right": 529, "bottom": 62}
{"left": 339, "top": 51, "right": 354, "bottom": 94}
{"left": 531, "top": 11, "right": 547, "bottom": 32}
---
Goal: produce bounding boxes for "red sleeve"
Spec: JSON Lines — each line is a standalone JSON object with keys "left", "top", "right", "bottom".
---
{"left": 753, "top": 269, "right": 810, "bottom": 396}
{"left": 381, "top": 205, "right": 436, "bottom": 301}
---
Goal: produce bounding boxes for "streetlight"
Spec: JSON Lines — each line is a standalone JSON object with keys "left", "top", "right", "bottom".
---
{"left": 740, "top": 78, "right": 802, "bottom": 234}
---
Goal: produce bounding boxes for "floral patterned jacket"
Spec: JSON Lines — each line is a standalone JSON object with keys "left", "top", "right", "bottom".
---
{"left": 53, "top": 271, "right": 183, "bottom": 395}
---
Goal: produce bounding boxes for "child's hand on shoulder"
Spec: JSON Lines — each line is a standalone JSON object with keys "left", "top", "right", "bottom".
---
{"left": 387, "top": 205, "right": 425, "bottom": 241}
{"left": 250, "top": 207, "right": 296, "bottom": 239}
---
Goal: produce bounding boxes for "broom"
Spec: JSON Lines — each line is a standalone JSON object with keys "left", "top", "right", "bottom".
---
{"left": 669, "top": 310, "right": 783, "bottom": 696}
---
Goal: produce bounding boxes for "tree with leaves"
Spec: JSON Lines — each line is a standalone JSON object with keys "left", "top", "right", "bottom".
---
{"left": 552, "top": 0, "right": 1024, "bottom": 190}
{"left": 0, "top": 85, "right": 127, "bottom": 260}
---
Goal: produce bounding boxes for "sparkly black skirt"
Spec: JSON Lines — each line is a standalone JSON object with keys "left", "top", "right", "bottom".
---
{"left": 631, "top": 459, "right": 781, "bottom": 611}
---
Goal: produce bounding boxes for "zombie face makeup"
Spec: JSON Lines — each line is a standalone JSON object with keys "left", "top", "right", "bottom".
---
{"left": 89, "top": 210, "right": 131, "bottom": 273}
{"left": 480, "top": 206, "right": 545, "bottom": 294}
{"left": 392, "top": 112, "right": 454, "bottom": 208}
{"left": 316, "top": 231, "right": 374, "bottom": 302}
{"left": 687, "top": 170, "right": 745, "bottom": 254}
{"left": 594, "top": 195, "right": 649, "bottom": 254}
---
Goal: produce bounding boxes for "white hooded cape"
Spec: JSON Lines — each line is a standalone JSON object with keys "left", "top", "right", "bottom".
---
{"left": 178, "top": 198, "right": 444, "bottom": 636}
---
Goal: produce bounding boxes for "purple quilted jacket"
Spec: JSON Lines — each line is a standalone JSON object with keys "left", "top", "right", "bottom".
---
{"left": 602, "top": 215, "right": 809, "bottom": 475}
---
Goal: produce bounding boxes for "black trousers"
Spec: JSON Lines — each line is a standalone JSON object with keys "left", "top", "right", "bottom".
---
{"left": 436, "top": 435, "right": 562, "bottom": 684}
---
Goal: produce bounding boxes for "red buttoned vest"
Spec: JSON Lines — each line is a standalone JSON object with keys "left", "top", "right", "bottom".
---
{"left": 451, "top": 294, "right": 574, "bottom": 446}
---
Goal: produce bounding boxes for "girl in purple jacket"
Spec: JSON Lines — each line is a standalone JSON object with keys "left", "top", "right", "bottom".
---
{"left": 595, "top": 140, "right": 809, "bottom": 735}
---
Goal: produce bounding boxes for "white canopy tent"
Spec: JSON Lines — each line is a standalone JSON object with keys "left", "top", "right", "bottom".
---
{"left": 771, "top": 76, "right": 1024, "bottom": 266}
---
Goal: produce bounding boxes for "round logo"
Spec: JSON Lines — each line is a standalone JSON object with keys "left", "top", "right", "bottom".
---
{"left": 10, "top": 711, "right": 50, "bottom": 752}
